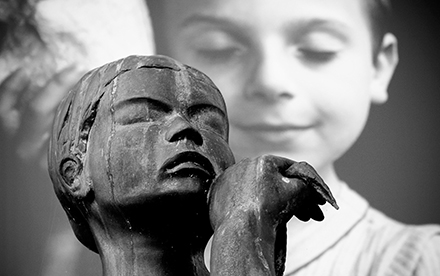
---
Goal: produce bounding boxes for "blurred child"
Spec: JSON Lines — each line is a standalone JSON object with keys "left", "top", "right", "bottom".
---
{"left": 149, "top": 0, "right": 440, "bottom": 274}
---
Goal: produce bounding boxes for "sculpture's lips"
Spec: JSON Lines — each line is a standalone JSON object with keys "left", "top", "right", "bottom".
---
{"left": 161, "top": 151, "right": 215, "bottom": 179}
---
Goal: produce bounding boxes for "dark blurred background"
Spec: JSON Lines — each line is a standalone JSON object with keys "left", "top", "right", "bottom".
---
{"left": 337, "top": 0, "right": 440, "bottom": 225}
{"left": 1, "top": 0, "right": 439, "bottom": 275}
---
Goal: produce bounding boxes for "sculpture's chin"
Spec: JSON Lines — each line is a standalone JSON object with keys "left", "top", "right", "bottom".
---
{"left": 113, "top": 189, "right": 212, "bottom": 234}
{"left": 114, "top": 179, "right": 211, "bottom": 210}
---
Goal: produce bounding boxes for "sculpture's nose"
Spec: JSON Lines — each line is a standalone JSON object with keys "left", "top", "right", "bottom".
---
{"left": 165, "top": 116, "right": 203, "bottom": 146}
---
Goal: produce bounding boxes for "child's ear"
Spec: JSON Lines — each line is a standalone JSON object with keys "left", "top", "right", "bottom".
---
{"left": 371, "top": 33, "right": 399, "bottom": 104}
{"left": 59, "top": 155, "right": 92, "bottom": 199}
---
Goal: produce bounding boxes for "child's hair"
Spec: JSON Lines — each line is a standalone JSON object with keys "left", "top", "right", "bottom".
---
{"left": 365, "top": 0, "right": 393, "bottom": 59}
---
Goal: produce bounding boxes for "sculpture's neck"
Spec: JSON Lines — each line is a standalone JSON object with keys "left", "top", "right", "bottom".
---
{"left": 91, "top": 194, "right": 212, "bottom": 276}
{"left": 98, "top": 233, "right": 209, "bottom": 276}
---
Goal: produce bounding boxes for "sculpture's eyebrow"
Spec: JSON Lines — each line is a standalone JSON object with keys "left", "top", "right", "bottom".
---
{"left": 114, "top": 97, "right": 172, "bottom": 113}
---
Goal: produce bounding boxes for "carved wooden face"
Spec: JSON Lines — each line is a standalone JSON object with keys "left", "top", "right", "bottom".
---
{"left": 87, "top": 65, "right": 235, "bottom": 209}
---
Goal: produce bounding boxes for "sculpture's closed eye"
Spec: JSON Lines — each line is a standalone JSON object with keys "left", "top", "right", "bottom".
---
{"left": 115, "top": 97, "right": 171, "bottom": 125}
{"left": 188, "top": 104, "right": 227, "bottom": 137}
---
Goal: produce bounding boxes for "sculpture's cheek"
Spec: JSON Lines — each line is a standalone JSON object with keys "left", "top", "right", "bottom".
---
{"left": 104, "top": 124, "right": 162, "bottom": 203}
{"left": 201, "top": 131, "right": 235, "bottom": 174}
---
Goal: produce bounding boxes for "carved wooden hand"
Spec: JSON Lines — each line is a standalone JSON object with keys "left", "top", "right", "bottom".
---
{"left": 208, "top": 154, "right": 338, "bottom": 276}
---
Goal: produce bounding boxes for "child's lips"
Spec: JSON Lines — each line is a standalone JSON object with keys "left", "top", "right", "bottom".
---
{"left": 232, "top": 122, "right": 315, "bottom": 142}
{"left": 234, "top": 123, "right": 313, "bottom": 132}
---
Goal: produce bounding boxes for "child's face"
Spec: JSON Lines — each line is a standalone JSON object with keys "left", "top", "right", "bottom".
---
{"left": 162, "top": 0, "right": 393, "bottom": 172}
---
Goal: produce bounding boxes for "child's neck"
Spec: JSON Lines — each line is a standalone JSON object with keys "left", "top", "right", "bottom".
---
{"left": 317, "top": 163, "right": 343, "bottom": 198}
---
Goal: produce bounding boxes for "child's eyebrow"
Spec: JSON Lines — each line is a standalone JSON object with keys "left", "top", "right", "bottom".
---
{"left": 180, "top": 14, "right": 253, "bottom": 43}
{"left": 283, "top": 19, "right": 351, "bottom": 42}
{"left": 181, "top": 14, "right": 246, "bottom": 31}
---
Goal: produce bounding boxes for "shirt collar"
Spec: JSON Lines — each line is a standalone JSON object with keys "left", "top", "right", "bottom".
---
{"left": 284, "top": 182, "right": 369, "bottom": 274}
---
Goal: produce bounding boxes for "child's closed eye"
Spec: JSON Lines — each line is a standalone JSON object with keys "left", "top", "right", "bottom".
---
{"left": 298, "top": 48, "right": 338, "bottom": 64}
{"left": 188, "top": 30, "right": 247, "bottom": 65}
{"left": 295, "top": 31, "right": 345, "bottom": 65}
{"left": 196, "top": 46, "right": 244, "bottom": 64}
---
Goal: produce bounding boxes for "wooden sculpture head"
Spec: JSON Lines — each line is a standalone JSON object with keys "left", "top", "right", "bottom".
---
{"left": 48, "top": 55, "right": 235, "bottom": 263}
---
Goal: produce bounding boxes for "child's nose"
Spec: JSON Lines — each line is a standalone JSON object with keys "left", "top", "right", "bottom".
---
{"left": 244, "top": 41, "right": 295, "bottom": 102}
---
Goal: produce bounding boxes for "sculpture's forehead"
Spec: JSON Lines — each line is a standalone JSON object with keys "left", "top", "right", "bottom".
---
{"left": 112, "top": 66, "right": 226, "bottom": 111}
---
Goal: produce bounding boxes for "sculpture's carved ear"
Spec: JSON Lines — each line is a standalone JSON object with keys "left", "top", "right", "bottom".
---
{"left": 59, "top": 155, "right": 91, "bottom": 199}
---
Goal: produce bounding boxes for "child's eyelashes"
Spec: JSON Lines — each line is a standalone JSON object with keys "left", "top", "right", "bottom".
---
{"left": 195, "top": 46, "right": 245, "bottom": 64}
{"left": 184, "top": 29, "right": 345, "bottom": 68}
{"left": 184, "top": 29, "right": 247, "bottom": 64}
{"left": 298, "top": 48, "right": 338, "bottom": 64}
{"left": 293, "top": 30, "right": 345, "bottom": 64}
{"left": 192, "top": 46, "right": 338, "bottom": 67}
